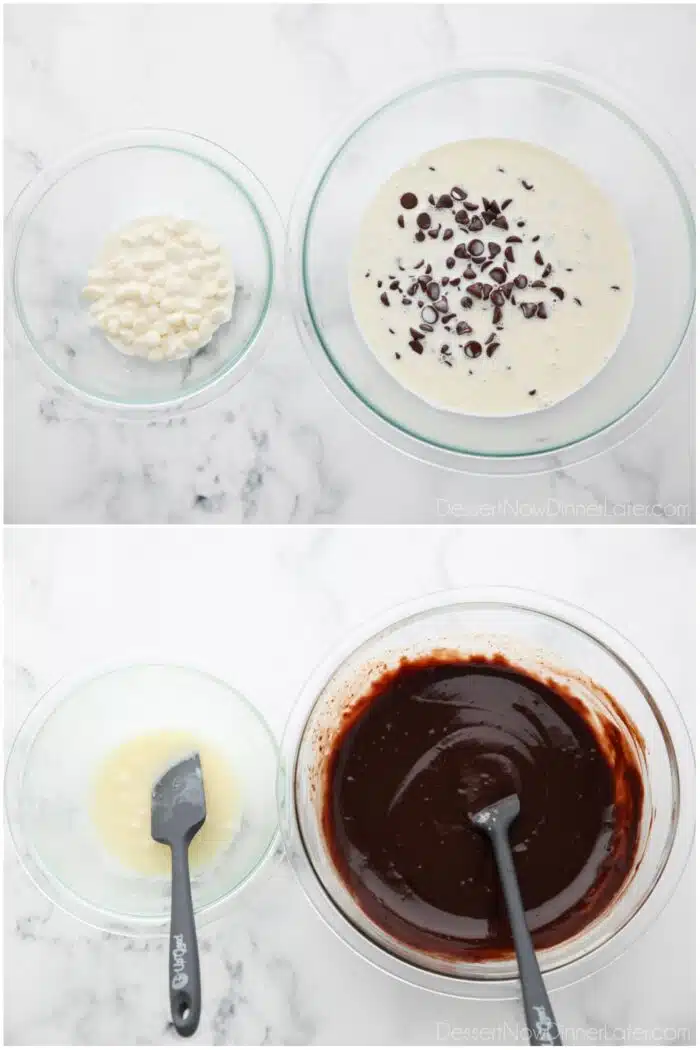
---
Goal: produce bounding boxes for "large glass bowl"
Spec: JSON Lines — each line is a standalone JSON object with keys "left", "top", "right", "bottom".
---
{"left": 5, "top": 129, "right": 283, "bottom": 415}
{"left": 289, "top": 65, "right": 695, "bottom": 474}
{"left": 278, "top": 588, "right": 694, "bottom": 998}
{"left": 5, "top": 663, "right": 280, "bottom": 935}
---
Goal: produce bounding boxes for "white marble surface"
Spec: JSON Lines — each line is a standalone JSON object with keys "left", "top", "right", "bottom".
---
{"left": 3, "top": 3, "right": 695, "bottom": 524}
{"left": 4, "top": 526, "right": 696, "bottom": 1045}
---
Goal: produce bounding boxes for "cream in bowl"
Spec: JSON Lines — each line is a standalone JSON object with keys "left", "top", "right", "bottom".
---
{"left": 350, "top": 139, "right": 634, "bottom": 416}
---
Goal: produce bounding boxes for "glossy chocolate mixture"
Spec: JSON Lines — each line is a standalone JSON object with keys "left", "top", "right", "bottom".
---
{"left": 322, "top": 655, "right": 644, "bottom": 961}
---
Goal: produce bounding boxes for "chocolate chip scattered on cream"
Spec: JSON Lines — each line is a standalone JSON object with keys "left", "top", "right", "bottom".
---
{"left": 350, "top": 140, "right": 634, "bottom": 415}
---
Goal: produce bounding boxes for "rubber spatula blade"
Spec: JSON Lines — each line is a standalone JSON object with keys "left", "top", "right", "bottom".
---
{"left": 152, "top": 752, "right": 206, "bottom": 1037}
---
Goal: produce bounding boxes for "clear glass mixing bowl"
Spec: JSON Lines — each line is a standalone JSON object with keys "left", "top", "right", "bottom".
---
{"left": 278, "top": 588, "right": 694, "bottom": 998}
{"left": 5, "top": 663, "right": 280, "bottom": 935}
{"left": 5, "top": 129, "right": 283, "bottom": 415}
{"left": 288, "top": 64, "right": 695, "bottom": 474}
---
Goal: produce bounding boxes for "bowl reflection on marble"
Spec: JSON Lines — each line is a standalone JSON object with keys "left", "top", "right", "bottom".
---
{"left": 5, "top": 663, "right": 280, "bottom": 935}
{"left": 289, "top": 65, "right": 695, "bottom": 474}
{"left": 4, "top": 129, "right": 283, "bottom": 414}
{"left": 278, "top": 588, "right": 695, "bottom": 999}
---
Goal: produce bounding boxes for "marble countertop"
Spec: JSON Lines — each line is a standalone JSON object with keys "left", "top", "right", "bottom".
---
{"left": 4, "top": 526, "right": 695, "bottom": 1045}
{"left": 4, "top": 3, "right": 695, "bottom": 525}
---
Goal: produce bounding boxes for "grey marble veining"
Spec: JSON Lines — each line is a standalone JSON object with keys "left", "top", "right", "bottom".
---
{"left": 4, "top": 526, "right": 696, "bottom": 1045}
{"left": 3, "top": 3, "right": 695, "bottom": 524}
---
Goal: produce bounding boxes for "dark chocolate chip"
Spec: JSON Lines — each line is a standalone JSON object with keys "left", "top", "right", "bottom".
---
{"left": 419, "top": 322, "right": 434, "bottom": 332}
{"left": 514, "top": 274, "right": 528, "bottom": 289}
{"left": 501, "top": 198, "right": 512, "bottom": 210}
{"left": 536, "top": 302, "right": 548, "bottom": 319}
{"left": 542, "top": 263, "right": 552, "bottom": 279}
{"left": 480, "top": 260, "right": 492, "bottom": 272}
{"left": 450, "top": 277, "right": 461, "bottom": 286}
{"left": 466, "top": 282, "right": 484, "bottom": 299}
{"left": 425, "top": 264, "right": 433, "bottom": 275}
{"left": 492, "top": 306, "right": 503, "bottom": 325}
{"left": 468, "top": 239, "right": 485, "bottom": 256}
{"left": 414, "top": 259, "right": 425, "bottom": 269}
{"left": 454, "top": 243, "right": 468, "bottom": 259}
{"left": 395, "top": 352, "right": 401, "bottom": 358}
{"left": 460, "top": 296, "right": 473, "bottom": 309}
{"left": 521, "top": 180, "right": 534, "bottom": 191}
{"left": 421, "top": 305, "right": 439, "bottom": 323}
{"left": 574, "top": 297, "right": 582, "bottom": 306}
{"left": 504, "top": 246, "right": 515, "bottom": 263}
{"left": 481, "top": 283, "right": 492, "bottom": 298}
{"left": 488, "top": 242, "right": 501, "bottom": 257}
{"left": 443, "top": 312, "right": 456, "bottom": 322}
{"left": 454, "top": 209, "right": 469, "bottom": 224}
{"left": 402, "top": 297, "right": 411, "bottom": 305}
{"left": 503, "top": 282, "right": 514, "bottom": 299}
{"left": 464, "top": 341, "right": 482, "bottom": 358}
{"left": 427, "top": 282, "right": 440, "bottom": 301}
{"left": 531, "top": 280, "right": 546, "bottom": 288}
{"left": 428, "top": 193, "right": 436, "bottom": 206}
{"left": 389, "top": 280, "right": 400, "bottom": 290}
{"left": 409, "top": 340, "right": 424, "bottom": 354}
{"left": 435, "top": 296, "right": 449, "bottom": 314}
{"left": 397, "top": 215, "right": 405, "bottom": 228}
{"left": 489, "top": 267, "right": 507, "bottom": 284}
{"left": 446, "top": 257, "right": 456, "bottom": 269}
{"left": 443, "top": 228, "right": 454, "bottom": 241}
{"left": 437, "top": 194, "right": 454, "bottom": 209}
{"left": 534, "top": 250, "right": 544, "bottom": 266}
{"left": 469, "top": 216, "right": 484, "bottom": 232}
{"left": 428, "top": 228, "right": 440, "bottom": 239}
{"left": 456, "top": 320, "right": 473, "bottom": 335}
{"left": 463, "top": 266, "right": 476, "bottom": 279}
{"left": 520, "top": 302, "right": 537, "bottom": 319}
{"left": 451, "top": 186, "right": 467, "bottom": 200}
{"left": 417, "top": 212, "right": 431, "bottom": 229}
{"left": 611, "top": 285, "right": 621, "bottom": 290}
{"left": 492, "top": 215, "right": 509, "bottom": 230}
{"left": 506, "top": 236, "right": 523, "bottom": 244}
{"left": 377, "top": 280, "right": 382, "bottom": 288}
{"left": 532, "top": 235, "right": 540, "bottom": 243}
{"left": 380, "top": 292, "right": 390, "bottom": 307}
{"left": 409, "top": 328, "right": 425, "bottom": 340}
{"left": 517, "top": 220, "right": 526, "bottom": 228}
{"left": 491, "top": 290, "right": 505, "bottom": 306}
{"left": 551, "top": 287, "right": 565, "bottom": 300}
{"left": 416, "top": 231, "right": 425, "bottom": 242}
{"left": 400, "top": 192, "right": 418, "bottom": 209}
{"left": 441, "top": 276, "right": 449, "bottom": 286}
{"left": 407, "top": 282, "right": 419, "bottom": 296}
{"left": 465, "top": 201, "right": 480, "bottom": 211}
{"left": 486, "top": 342, "right": 500, "bottom": 357}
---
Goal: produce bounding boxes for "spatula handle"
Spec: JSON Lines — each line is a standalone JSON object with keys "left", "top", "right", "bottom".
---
{"left": 491, "top": 829, "right": 562, "bottom": 1046}
{"left": 168, "top": 841, "right": 201, "bottom": 1037}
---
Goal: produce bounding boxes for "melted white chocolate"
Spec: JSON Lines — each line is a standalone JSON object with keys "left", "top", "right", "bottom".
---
{"left": 90, "top": 730, "right": 240, "bottom": 876}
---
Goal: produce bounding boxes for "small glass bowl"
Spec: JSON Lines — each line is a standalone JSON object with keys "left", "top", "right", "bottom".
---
{"left": 289, "top": 64, "right": 695, "bottom": 473}
{"left": 5, "top": 129, "right": 283, "bottom": 415}
{"left": 5, "top": 663, "right": 280, "bottom": 935}
{"left": 278, "top": 588, "right": 694, "bottom": 998}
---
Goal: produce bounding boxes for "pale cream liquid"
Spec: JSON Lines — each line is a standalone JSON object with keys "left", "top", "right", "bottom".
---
{"left": 350, "top": 139, "right": 634, "bottom": 416}
{"left": 90, "top": 730, "right": 240, "bottom": 876}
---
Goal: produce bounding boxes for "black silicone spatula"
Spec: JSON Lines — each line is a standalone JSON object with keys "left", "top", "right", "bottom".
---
{"left": 470, "top": 794, "right": 563, "bottom": 1046}
{"left": 151, "top": 752, "right": 206, "bottom": 1037}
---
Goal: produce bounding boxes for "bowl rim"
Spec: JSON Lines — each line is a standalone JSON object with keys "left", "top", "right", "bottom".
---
{"left": 4, "top": 127, "right": 284, "bottom": 415}
{"left": 277, "top": 585, "right": 695, "bottom": 999}
{"left": 4, "top": 659, "right": 281, "bottom": 936}
{"left": 287, "top": 61, "right": 696, "bottom": 475}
